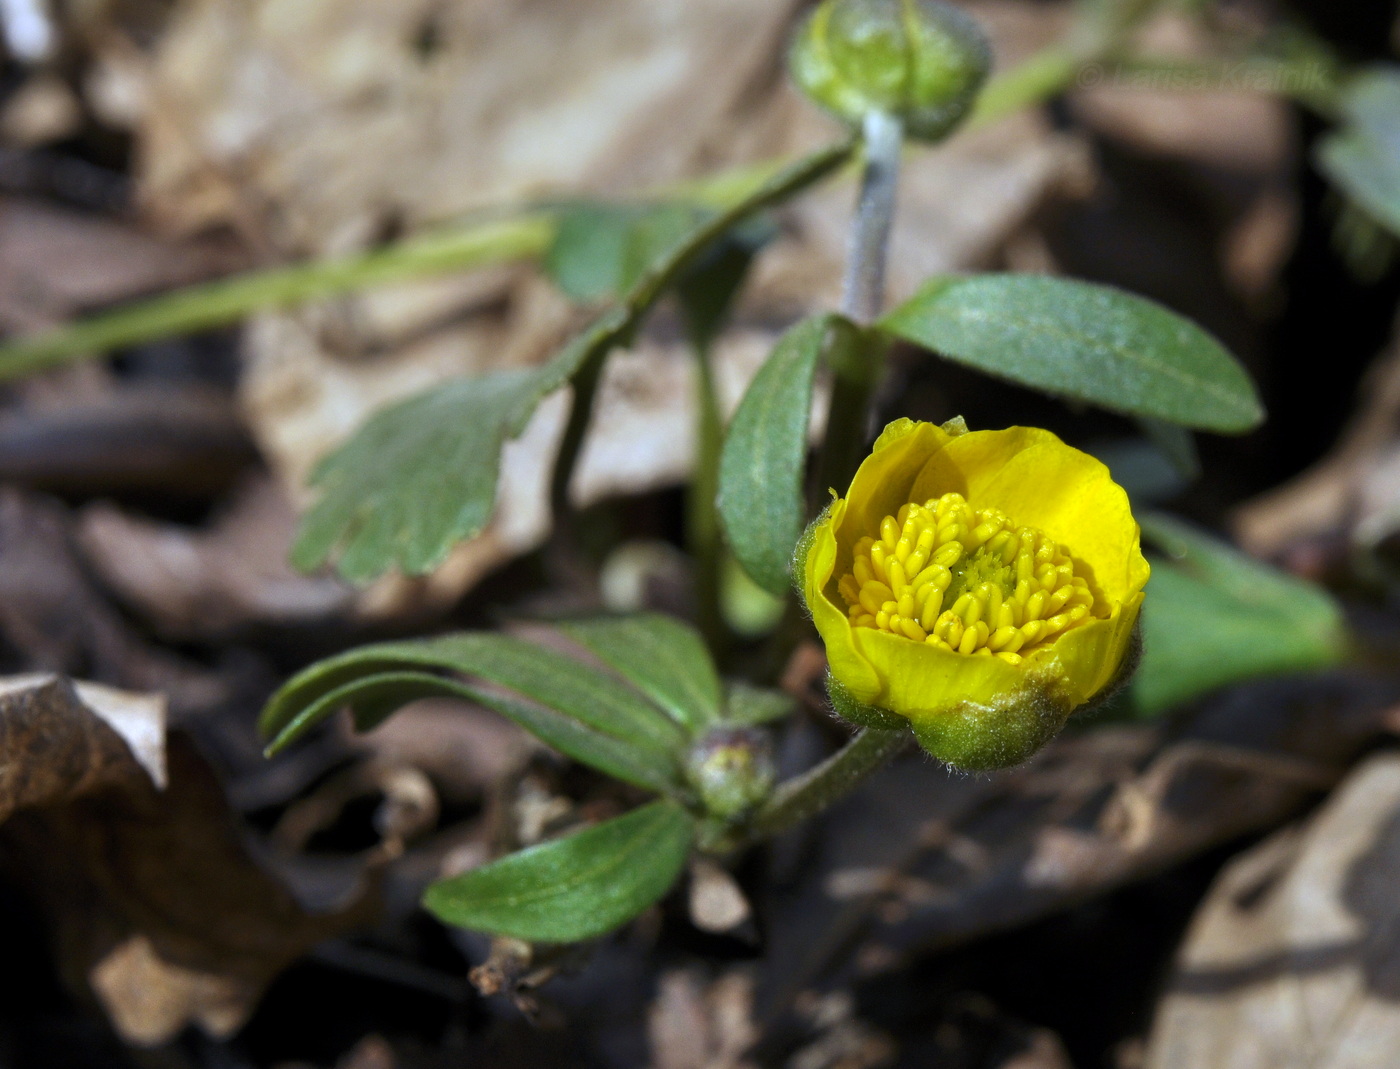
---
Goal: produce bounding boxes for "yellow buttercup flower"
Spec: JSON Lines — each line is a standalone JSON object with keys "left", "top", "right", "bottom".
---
{"left": 800, "top": 418, "right": 1149, "bottom": 770}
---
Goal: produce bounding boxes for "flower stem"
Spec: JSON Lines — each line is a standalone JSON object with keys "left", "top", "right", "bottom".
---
{"left": 746, "top": 727, "right": 908, "bottom": 840}
{"left": 839, "top": 110, "right": 903, "bottom": 326}
{"left": 687, "top": 341, "right": 727, "bottom": 652}
{"left": 812, "top": 109, "right": 903, "bottom": 507}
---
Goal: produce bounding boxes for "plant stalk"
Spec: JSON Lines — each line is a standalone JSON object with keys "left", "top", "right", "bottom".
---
{"left": 839, "top": 110, "right": 903, "bottom": 326}
{"left": 746, "top": 727, "right": 909, "bottom": 840}
{"left": 811, "top": 109, "right": 903, "bottom": 507}
{"left": 687, "top": 341, "right": 727, "bottom": 652}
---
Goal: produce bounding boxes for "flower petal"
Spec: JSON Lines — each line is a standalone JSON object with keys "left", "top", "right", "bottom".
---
{"left": 804, "top": 499, "right": 883, "bottom": 704}
{"left": 853, "top": 626, "right": 1021, "bottom": 716}
{"left": 909, "top": 426, "right": 1148, "bottom": 603}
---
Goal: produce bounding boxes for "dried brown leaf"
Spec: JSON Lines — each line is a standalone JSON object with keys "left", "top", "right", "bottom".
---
{"left": 1146, "top": 753, "right": 1400, "bottom": 1068}
{"left": 0, "top": 674, "right": 376, "bottom": 1046}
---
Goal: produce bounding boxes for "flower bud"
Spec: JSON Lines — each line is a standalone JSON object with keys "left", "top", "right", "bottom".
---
{"left": 789, "top": 0, "right": 991, "bottom": 142}
{"left": 686, "top": 727, "right": 776, "bottom": 820}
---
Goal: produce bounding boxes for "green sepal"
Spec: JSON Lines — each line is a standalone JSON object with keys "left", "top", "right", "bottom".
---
{"left": 908, "top": 686, "right": 1073, "bottom": 773}
{"left": 825, "top": 673, "right": 908, "bottom": 731}
{"left": 790, "top": 0, "right": 991, "bottom": 142}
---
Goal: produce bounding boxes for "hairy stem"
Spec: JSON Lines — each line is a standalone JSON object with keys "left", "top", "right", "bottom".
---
{"left": 746, "top": 727, "right": 909, "bottom": 840}
{"left": 839, "top": 110, "right": 903, "bottom": 325}
{"left": 687, "top": 342, "right": 727, "bottom": 652}
{"left": 811, "top": 110, "right": 903, "bottom": 507}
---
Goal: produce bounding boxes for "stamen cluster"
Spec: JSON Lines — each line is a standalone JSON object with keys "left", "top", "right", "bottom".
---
{"left": 836, "top": 492, "right": 1099, "bottom": 664}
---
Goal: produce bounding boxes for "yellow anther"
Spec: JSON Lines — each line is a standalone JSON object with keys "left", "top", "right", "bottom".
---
{"left": 918, "top": 586, "right": 944, "bottom": 630}
{"left": 870, "top": 542, "right": 889, "bottom": 578}
{"left": 858, "top": 583, "right": 892, "bottom": 615}
{"left": 1025, "top": 590, "right": 1046, "bottom": 621}
{"left": 839, "top": 576, "right": 860, "bottom": 605}
{"left": 880, "top": 516, "right": 900, "bottom": 548}
{"left": 887, "top": 558, "right": 907, "bottom": 594}
{"left": 838, "top": 491, "right": 1102, "bottom": 660}
{"left": 900, "top": 617, "right": 927, "bottom": 642}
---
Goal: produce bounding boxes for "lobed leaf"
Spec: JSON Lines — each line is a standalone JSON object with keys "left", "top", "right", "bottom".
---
{"left": 880, "top": 274, "right": 1264, "bottom": 433}
{"left": 291, "top": 307, "right": 630, "bottom": 582}
{"left": 423, "top": 800, "right": 694, "bottom": 942}
{"left": 295, "top": 140, "right": 855, "bottom": 582}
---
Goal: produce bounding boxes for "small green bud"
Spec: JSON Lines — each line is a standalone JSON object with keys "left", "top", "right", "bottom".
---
{"left": 686, "top": 728, "right": 776, "bottom": 820}
{"left": 789, "top": 0, "right": 991, "bottom": 142}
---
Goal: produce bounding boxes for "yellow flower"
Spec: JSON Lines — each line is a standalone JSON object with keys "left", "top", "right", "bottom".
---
{"left": 800, "top": 418, "right": 1149, "bottom": 770}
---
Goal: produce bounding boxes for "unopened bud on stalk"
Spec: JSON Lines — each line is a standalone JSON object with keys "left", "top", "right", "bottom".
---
{"left": 686, "top": 727, "right": 776, "bottom": 820}
{"left": 789, "top": 0, "right": 991, "bottom": 142}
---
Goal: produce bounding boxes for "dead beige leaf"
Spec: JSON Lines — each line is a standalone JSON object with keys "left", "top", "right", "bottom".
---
{"left": 688, "top": 857, "right": 753, "bottom": 935}
{"left": 77, "top": 475, "right": 354, "bottom": 637}
{"left": 0, "top": 674, "right": 377, "bottom": 1046}
{"left": 0, "top": 673, "right": 165, "bottom": 821}
{"left": 89, "top": 934, "right": 252, "bottom": 1046}
{"left": 1145, "top": 753, "right": 1400, "bottom": 1069}
{"left": 648, "top": 969, "right": 760, "bottom": 1069}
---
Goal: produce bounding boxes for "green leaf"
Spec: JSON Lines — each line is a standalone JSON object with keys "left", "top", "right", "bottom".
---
{"left": 547, "top": 201, "right": 769, "bottom": 352}
{"left": 1138, "top": 417, "right": 1200, "bottom": 482}
{"left": 291, "top": 306, "right": 629, "bottom": 581}
{"left": 674, "top": 219, "right": 772, "bottom": 354}
{"left": 295, "top": 139, "right": 855, "bottom": 582}
{"left": 719, "top": 315, "right": 854, "bottom": 594}
{"left": 559, "top": 615, "right": 722, "bottom": 734}
{"left": 423, "top": 800, "right": 693, "bottom": 942}
{"left": 1126, "top": 515, "right": 1350, "bottom": 717}
{"left": 880, "top": 274, "right": 1264, "bottom": 433}
{"left": 723, "top": 681, "right": 795, "bottom": 727}
{"left": 1316, "top": 67, "right": 1400, "bottom": 237}
{"left": 259, "top": 631, "right": 691, "bottom": 792}
{"left": 265, "top": 670, "right": 679, "bottom": 794}
{"left": 546, "top": 203, "right": 705, "bottom": 304}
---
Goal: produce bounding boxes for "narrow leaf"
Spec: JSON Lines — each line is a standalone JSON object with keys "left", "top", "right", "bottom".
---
{"left": 719, "top": 315, "right": 852, "bottom": 594}
{"left": 423, "top": 800, "right": 694, "bottom": 942}
{"left": 1126, "top": 515, "right": 1350, "bottom": 717}
{"left": 880, "top": 274, "right": 1264, "bottom": 432}
{"left": 258, "top": 631, "right": 695, "bottom": 794}
{"left": 414, "top": 632, "right": 687, "bottom": 754}
{"left": 559, "top": 614, "right": 723, "bottom": 734}
{"left": 263, "top": 670, "right": 680, "bottom": 795}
